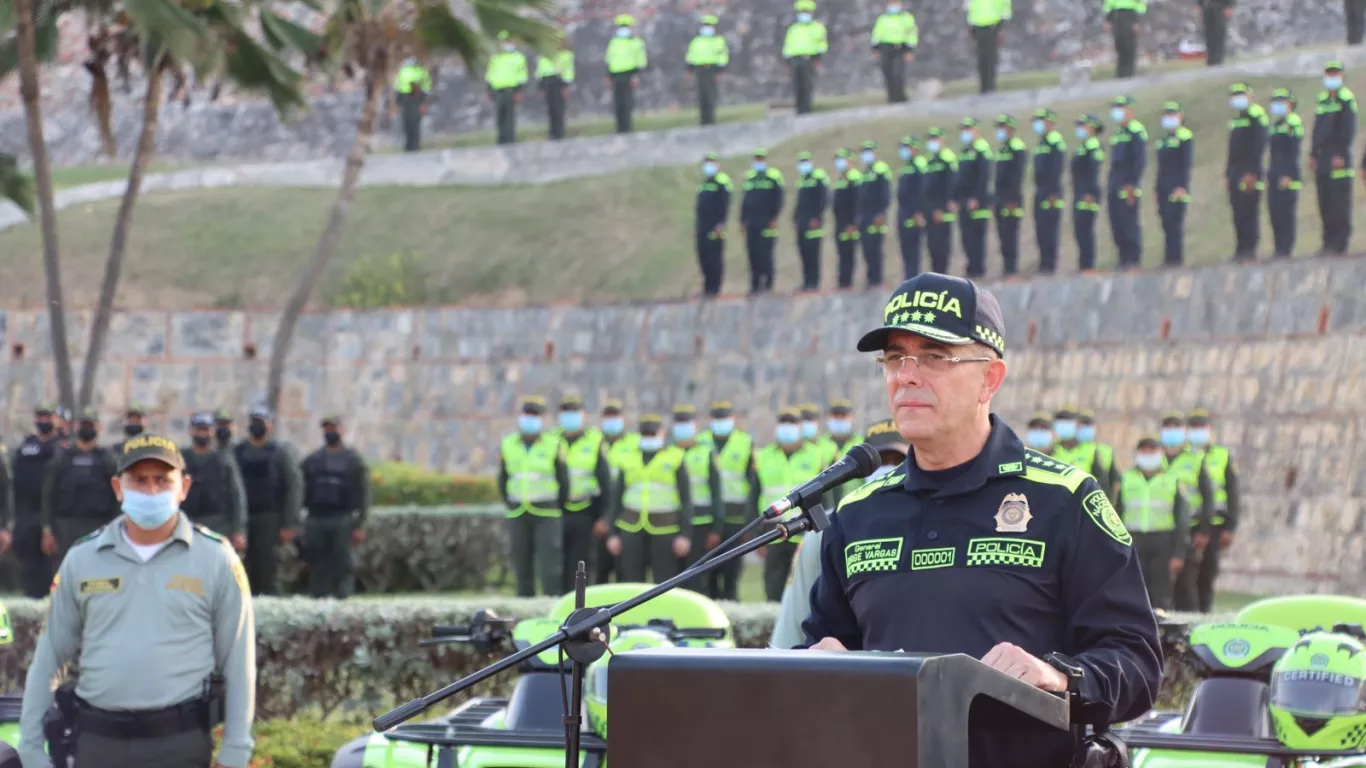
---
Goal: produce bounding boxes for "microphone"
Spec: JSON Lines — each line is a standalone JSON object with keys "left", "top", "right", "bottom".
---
{"left": 763, "top": 443, "right": 882, "bottom": 520}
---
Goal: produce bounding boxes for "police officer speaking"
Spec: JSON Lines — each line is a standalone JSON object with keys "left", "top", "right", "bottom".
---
{"left": 300, "top": 415, "right": 371, "bottom": 599}
{"left": 800, "top": 272, "right": 1162, "bottom": 768}
{"left": 19, "top": 435, "right": 256, "bottom": 768}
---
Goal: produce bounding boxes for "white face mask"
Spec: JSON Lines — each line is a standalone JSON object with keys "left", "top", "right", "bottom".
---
{"left": 796, "top": 12, "right": 813, "bottom": 22}
{"left": 861, "top": 150, "right": 876, "bottom": 165}
{"left": 1032, "top": 118, "right": 1046, "bottom": 135}
{"left": 1161, "top": 115, "right": 1180, "bottom": 131}
{"left": 1110, "top": 107, "right": 1127, "bottom": 123}
{"left": 615, "top": 27, "right": 632, "bottom": 38}
{"left": 1230, "top": 95, "right": 1249, "bottom": 111}
{"left": 700, "top": 26, "right": 715, "bottom": 36}
{"left": 1135, "top": 452, "right": 1163, "bottom": 472}
{"left": 926, "top": 140, "right": 942, "bottom": 153}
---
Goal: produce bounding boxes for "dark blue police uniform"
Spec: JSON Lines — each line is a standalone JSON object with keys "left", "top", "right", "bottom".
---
{"left": 802, "top": 417, "right": 1162, "bottom": 768}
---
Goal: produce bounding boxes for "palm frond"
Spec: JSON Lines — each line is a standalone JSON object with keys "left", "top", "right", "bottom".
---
{"left": 220, "top": 23, "right": 306, "bottom": 114}
{"left": 0, "top": 152, "right": 36, "bottom": 215}
{"left": 467, "top": 0, "right": 560, "bottom": 55}
{"left": 0, "top": 0, "right": 60, "bottom": 82}
{"left": 259, "top": 11, "right": 322, "bottom": 58}
{"left": 121, "top": 0, "right": 211, "bottom": 69}
{"left": 414, "top": 1, "right": 485, "bottom": 67}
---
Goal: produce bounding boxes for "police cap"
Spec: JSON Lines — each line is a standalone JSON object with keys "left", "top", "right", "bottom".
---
{"left": 1271, "top": 88, "right": 1294, "bottom": 102}
{"left": 35, "top": 401, "right": 56, "bottom": 415}
{"left": 672, "top": 404, "right": 695, "bottom": 421}
{"left": 1054, "top": 405, "right": 1079, "bottom": 420}
{"left": 497, "top": 30, "right": 511, "bottom": 40}
{"left": 799, "top": 403, "right": 821, "bottom": 420}
{"left": 776, "top": 407, "right": 801, "bottom": 423}
{"left": 700, "top": 14, "right": 719, "bottom": 25}
{"left": 901, "top": 135, "right": 922, "bottom": 148}
{"left": 1078, "top": 409, "right": 1097, "bottom": 424}
{"left": 794, "top": 0, "right": 817, "bottom": 11}
{"left": 602, "top": 398, "right": 624, "bottom": 416}
{"left": 125, "top": 403, "right": 147, "bottom": 417}
{"left": 1160, "top": 410, "right": 1185, "bottom": 425}
{"left": 117, "top": 433, "right": 186, "bottom": 474}
{"left": 753, "top": 147, "right": 769, "bottom": 158}
{"left": 1229, "top": 82, "right": 1251, "bottom": 95}
{"left": 828, "top": 398, "right": 853, "bottom": 414}
{"left": 77, "top": 406, "right": 99, "bottom": 424}
{"left": 995, "top": 114, "right": 1018, "bottom": 128}
{"left": 1162, "top": 101, "right": 1183, "bottom": 114}
{"left": 709, "top": 400, "right": 733, "bottom": 418}
{"left": 520, "top": 396, "right": 547, "bottom": 415}
{"left": 796, "top": 151, "right": 813, "bottom": 161}
{"left": 927, "top": 127, "right": 945, "bottom": 138}
{"left": 960, "top": 116, "right": 980, "bottom": 128}
{"left": 1028, "top": 411, "right": 1053, "bottom": 428}
{"left": 320, "top": 414, "right": 344, "bottom": 427}
{"left": 1111, "top": 95, "right": 1135, "bottom": 107}
{"left": 614, "top": 14, "right": 635, "bottom": 26}
{"left": 1187, "top": 408, "right": 1211, "bottom": 426}
{"left": 703, "top": 151, "right": 719, "bottom": 162}
{"left": 1326, "top": 59, "right": 1346, "bottom": 73}
{"left": 857, "top": 272, "right": 1008, "bottom": 356}
{"left": 1033, "top": 107, "right": 1057, "bottom": 121}
{"left": 560, "top": 393, "right": 585, "bottom": 410}
{"left": 190, "top": 411, "right": 215, "bottom": 428}
{"left": 861, "top": 140, "right": 878, "bottom": 151}
{"left": 249, "top": 404, "right": 273, "bottom": 421}
{"left": 864, "top": 419, "right": 909, "bottom": 453}
{"left": 639, "top": 413, "right": 664, "bottom": 432}
{"left": 213, "top": 408, "right": 233, "bottom": 423}
{"left": 1136, "top": 435, "right": 1160, "bottom": 450}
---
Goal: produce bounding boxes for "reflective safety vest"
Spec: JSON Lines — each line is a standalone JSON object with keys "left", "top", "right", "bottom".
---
{"left": 1052, "top": 441, "right": 1113, "bottom": 478}
{"left": 706, "top": 430, "right": 754, "bottom": 511}
{"left": 563, "top": 429, "right": 605, "bottom": 512}
{"left": 755, "top": 443, "right": 824, "bottom": 543}
{"left": 617, "top": 446, "right": 685, "bottom": 535}
{"left": 606, "top": 434, "right": 640, "bottom": 481}
{"left": 1200, "top": 445, "right": 1231, "bottom": 526}
{"left": 485, "top": 50, "right": 529, "bottom": 91}
{"left": 1166, "top": 449, "right": 1205, "bottom": 525}
{"left": 1120, "top": 469, "right": 1179, "bottom": 533}
{"left": 682, "top": 443, "right": 714, "bottom": 524}
{"left": 501, "top": 433, "right": 562, "bottom": 518}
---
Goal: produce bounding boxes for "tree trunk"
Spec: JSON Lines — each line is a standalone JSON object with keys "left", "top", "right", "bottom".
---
{"left": 265, "top": 72, "right": 383, "bottom": 413}
{"left": 78, "top": 56, "right": 165, "bottom": 408}
{"left": 15, "top": 0, "right": 76, "bottom": 411}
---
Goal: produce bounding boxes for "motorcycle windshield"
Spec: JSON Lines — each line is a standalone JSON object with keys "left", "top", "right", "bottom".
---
{"left": 1271, "top": 671, "right": 1366, "bottom": 716}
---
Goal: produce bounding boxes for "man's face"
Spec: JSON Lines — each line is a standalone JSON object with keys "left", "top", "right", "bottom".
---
{"left": 127, "top": 413, "right": 145, "bottom": 427}
{"left": 191, "top": 425, "right": 214, "bottom": 446}
{"left": 881, "top": 331, "right": 1005, "bottom": 442}
{"left": 113, "top": 460, "right": 191, "bottom": 503}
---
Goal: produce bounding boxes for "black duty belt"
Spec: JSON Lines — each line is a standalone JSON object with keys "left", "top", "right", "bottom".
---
{"left": 74, "top": 695, "right": 209, "bottom": 739}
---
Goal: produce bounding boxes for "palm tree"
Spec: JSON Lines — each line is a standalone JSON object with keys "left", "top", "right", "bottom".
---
{"left": 263, "top": 0, "right": 559, "bottom": 413}
{"left": 77, "top": 0, "right": 318, "bottom": 407}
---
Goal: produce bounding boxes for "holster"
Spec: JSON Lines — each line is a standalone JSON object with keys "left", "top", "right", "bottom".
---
{"left": 43, "top": 680, "right": 79, "bottom": 763}
{"left": 1070, "top": 724, "right": 1130, "bottom": 768}
{"left": 204, "top": 673, "right": 226, "bottom": 727}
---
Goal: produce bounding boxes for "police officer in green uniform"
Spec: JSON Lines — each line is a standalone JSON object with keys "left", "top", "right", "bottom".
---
{"left": 956, "top": 118, "right": 994, "bottom": 278}
{"left": 793, "top": 151, "right": 829, "bottom": 291}
{"left": 1072, "top": 114, "right": 1106, "bottom": 270}
{"left": 798, "top": 403, "right": 823, "bottom": 448}
{"left": 19, "top": 435, "right": 256, "bottom": 768}
{"left": 300, "top": 415, "right": 370, "bottom": 599}
{"left": 741, "top": 149, "right": 785, "bottom": 294}
{"left": 393, "top": 57, "right": 433, "bottom": 152}
{"left": 233, "top": 404, "right": 303, "bottom": 596}
{"left": 1023, "top": 411, "right": 1055, "bottom": 453}
{"left": 1050, "top": 406, "right": 1119, "bottom": 501}
{"left": 535, "top": 36, "right": 576, "bottom": 141}
{"left": 699, "top": 401, "right": 759, "bottom": 600}
{"left": 1176, "top": 409, "right": 1239, "bottom": 613}
{"left": 605, "top": 414, "right": 692, "bottom": 584}
{"left": 213, "top": 408, "right": 235, "bottom": 451}
{"left": 993, "top": 115, "right": 1027, "bottom": 276}
{"left": 858, "top": 141, "right": 894, "bottom": 287}
{"left": 686, "top": 15, "right": 730, "bottom": 125}
{"left": 593, "top": 399, "right": 632, "bottom": 584}
{"left": 696, "top": 153, "right": 732, "bottom": 297}
{"left": 1032, "top": 108, "right": 1068, "bottom": 274}
{"left": 557, "top": 394, "right": 611, "bottom": 592}
{"left": 1157, "top": 410, "right": 1215, "bottom": 611}
{"left": 756, "top": 407, "right": 824, "bottom": 601}
{"left": 1268, "top": 88, "right": 1305, "bottom": 257}
{"left": 1108, "top": 96, "right": 1147, "bottom": 269}
{"left": 783, "top": 0, "right": 828, "bottom": 114}
{"left": 1104, "top": 0, "right": 1145, "bottom": 79}
{"left": 1077, "top": 409, "right": 1120, "bottom": 499}
{"left": 605, "top": 15, "right": 647, "bottom": 134}
{"left": 10, "top": 403, "right": 62, "bottom": 598}
{"left": 671, "top": 405, "right": 723, "bottom": 596}
{"left": 181, "top": 411, "right": 248, "bottom": 550}
{"left": 1227, "top": 82, "right": 1270, "bottom": 260}
{"left": 500, "top": 397, "right": 568, "bottom": 596}
{"left": 110, "top": 403, "right": 147, "bottom": 453}
{"left": 966, "top": 0, "right": 1011, "bottom": 94}
{"left": 487, "top": 31, "right": 529, "bottom": 145}
{"left": 896, "top": 136, "right": 928, "bottom": 279}
{"left": 41, "top": 407, "right": 119, "bottom": 565}
{"left": 816, "top": 398, "right": 865, "bottom": 506}
{"left": 923, "top": 128, "right": 959, "bottom": 274}
{"left": 1117, "top": 435, "right": 1191, "bottom": 610}
{"left": 1198, "top": 0, "right": 1233, "bottom": 66}
{"left": 1155, "top": 101, "right": 1194, "bottom": 266}
{"left": 831, "top": 148, "right": 864, "bottom": 288}
{"left": 1312, "top": 61, "right": 1356, "bottom": 256}
{"left": 871, "top": 1, "right": 918, "bottom": 103}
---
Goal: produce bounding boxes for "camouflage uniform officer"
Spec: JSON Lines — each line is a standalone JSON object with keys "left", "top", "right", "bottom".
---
{"left": 180, "top": 411, "right": 248, "bottom": 550}
{"left": 233, "top": 405, "right": 304, "bottom": 596}
{"left": 18, "top": 436, "right": 256, "bottom": 768}
{"left": 41, "top": 407, "right": 120, "bottom": 565}
{"left": 299, "top": 415, "right": 371, "bottom": 599}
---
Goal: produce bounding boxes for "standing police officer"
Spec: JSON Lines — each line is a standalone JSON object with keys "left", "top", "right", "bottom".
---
{"left": 10, "top": 403, "right": 62, "bottom": 598}
{"left": 816, "top": 398, "right": 865, "bottom": 506}
{"left": 558, "top": 394, "right": 611, "bottom": 593}
{"left": 794, "top": 151, "right": 830, "bottom": 291}
{"left": 181, "top": 411, "right": 247, "bottom": 549}
{"left": 501, "top": 397, "right": 568, "bottom": 596}
{"left": 1155, "top": 101, "right": 1194, "bottom": 266}
{"left": 672, "top": 405, "right": 722, "bottom": 596}
{"left": 1104, "top": 0, "right": 1145, "bottom": 79}
{"left": 486, "top": 31, "right": 529, "bottom": 145}
{"left": 1312, "top": 61, "right": 1356, "bottom": 256}
{"left": 695, "top": 153, "right": 732, "bottom": 297}
{"left": 393, "top": 57, "right": 433, "bottom": 152}
{"left": 923, "top": 128, "right": 959, "bottom": 274}
{"left": 831, "top": 149, "right": 863, "bottom": 288}
{"left": 896, "top": 137, "right": 928, "bottom": 279}
{"left": 993, "top": 115, "right": 1027, "bottom": 276}
{"left": 1227, "top": 82, "right": 1270, "bottom": 261}
{"left": 1050, "top": 406, "right": 1119, "bottom": 502}
{"left": 741, "top": 149, "right": 785, "bottom": 294}
{"left": 233, "top": 405, "right": 303, "bottom": 596}
{"left": 1078, "top": 409, "right": 1120, "bottom": 499}
{"left": 19, "top": 435, "right": 256, "bottom": 768}
{"left": 699, "top": 401, "right": 758, "bottom": 601}
{"left": 605, "top": 15, "right": 647, "bottom": 134}
{"left": 755, "top": 407, "right": 824, "bottom": 601}
{"left": 213, "top": 408, "right": 235, "bottom": 451}
{"left": 605, "top": 414, "right": 692, "bottom": 584}
{"left": 871, "top": 1, "right": 919, "bottom": 103}
{"left": 300, "top": 415, "right": 370, "bottom": 599}
{"left": 956, "top": 118, "right": 994, "bottom": 278}
{"left": 1180, "top": 409, "right": 1240, "bottom": 613}
{"left": 110, "top": 404, "right": 147, "bottom": 453}
{"left": 1073, "top": 114, "right": 1106, "bottom": 271}
{"left": 1118, "top": 435, "right": 1190, "bottom": 610}
{"left": 594, "top": 399, "right": 631, "bottom": 585}
{"left": 858, "top": 141, "right": 894, "bottom": 288}
{"left": 41, "top": 407, "right": 119, "bottom": 565}
{"left": 783, "top": 1, "right": 828, "bottom": 114}
{"left": 685, "top": 15, "right": 729, "bottom": 125}
{"left": 1268, "top": 88, "right": 1305, "bottom": 258}
{"left": 1032, "top": 108, "right": 1068, "bottom": 274}
{"left": 1158, "top": 410, "right": 1215, "bottom": 612}
{"left": 535, "top": 36, "right": 575, "bottom": 140}
{"left": 1198, "top": 0, "right": 1233, "bottom": 66}
{"left": 966, "top": 0, "right": 1011, "bottom": 94}
{"left": 1108, "top": 96, "right": 1147, "bottom": 269}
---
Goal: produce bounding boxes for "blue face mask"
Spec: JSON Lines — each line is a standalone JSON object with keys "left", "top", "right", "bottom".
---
{"left": 834, "top": 157, "right": 849, "bottom": 171}
{"left": 615, "top": 27, "right": 631, "bottom": 38}
{"left": 1160, "top": 427, "right": 1186, "bottom": 448}
{"left": 959, "top": 130, "right": 974, "bottom": 145}
{"left": 1187, "top": 428, "right": 1211, "bottom": 447}
{"left": 1032, "top": 118, "right": 1046, "bottom": 135}
{"left": 827, "top": 418, "right": 852, "bottom": 436}
{"left": 752, "top": 161, "right": 767, "bottom": 172}
{"left": 121, "top": 488, "right": 180, "bottom": 530}
{"left": 898, "top": 146, "right": 912, "bottom": 161}
{"left": 776, "top": 424, "right": 801, "bottom": 445}
{"left": 1161, "top": 115, "right": 1180, "bottom": 131}
{"left": 1230, "top": 95, "right": 1249, "bottom": 111}
{"left": 710, "top": 418, "right": 734, "bottom": 437}
{"left": 1077, "top": 424, "right": 1097, "bottom": 443}
{"left": 700, "top": 26, "right": 715, "bottom": 36}
{"left": 1075, "top": 126, "right": 1090, "bottom": 140}
{"left": 861, "top": 150, "right": 876, "bottom": 165}
{"left": 702, "top": 161, "right": 718, "bottom": 177}
{"left": 518, "top": 414, "right": 543, "bottom": 434}
{"left": 995, "top": 128, "right": 1008, "bottom": 142}
{"left": 1025, "top": 429, "right": 1053, "bottom": 449}
{"left": 602, "top": 417, "right": 624, "bottom": 436}
{"left": 672, "top": 422, "right": 697, "bottom": 441}
{"left": 559, "top": 411, "right": 584, "bottom": 432}
{"left": 1135, "top": 452, "right": 1163, "bottom": 472}
{"left": 639, "top": 435, "right": 664, "bottom": 452}
{"left": 1270, "top": 101, "right": 1288, "bottom": 117}
{"left": 1325, "top": 75, "right": 1344, "bottom": 91}
{"left": 796, "top": 12, "right": 812, "bottom": 22}
{"left": 1053, "top": 420, "right": 1078, "bottom": 441}
{"left": 926, "top": 140, "right": 942, "bottom": 153}
{"left": 797, "top": 160, "right": 813, "bottom": 175}
{"left": 1110, "top": 107, "right": 1127, "bottom": 123}
{"left": 801, "top": 421, "right": 819, "bottom": 439}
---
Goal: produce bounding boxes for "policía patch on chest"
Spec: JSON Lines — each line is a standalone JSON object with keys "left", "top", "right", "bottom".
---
{"left": 78, "top": 577, "right": 122, "bottom": 595}
{"left": 844, "top": 537, "right": 904, "bottom": 577}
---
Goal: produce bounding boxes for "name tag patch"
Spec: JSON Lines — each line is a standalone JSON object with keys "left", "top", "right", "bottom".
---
{"left": 78, "top": 577, "right": 122, "bottom": 595}
{"left": 166, "top": 575, "right": 205, "bottom": 595}
{"left": 845, "top": 537, "right": 904, "bottom": 576}
{"left": 966, "top": 538, "right": 1046, "bottom": 568}
{"left": 910, "top": 547, "right": 955, "bottom": 570}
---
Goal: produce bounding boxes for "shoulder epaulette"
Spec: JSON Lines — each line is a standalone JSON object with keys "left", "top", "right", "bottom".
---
{"left": 1009, "top": 136, "right": 1027, "bottom": 151}
{"left": 766, "top": 168, "right": 786, "bottom": 183}
{"left": 811, "top": 168, "right": 830, "bottom": 181}
{"left": 940, "top": 148, "right": 959, "bottom": 161}
{"left": 715, "top": 172, "right": 733, "bottom": 187}
{"left": 847, "top": 168, "right": 864, "bottom": 181}
{"left": 1021, "top": 449, "right": 1089, "bottom": 493}
{"left": 1286, "top": 113, "right": 1304, "bottom": 127}
{"left": 1176, "top": 126, "right": 1194, "bottom": 140}
{"left": 75, "top": 527, "right": 106, "bottom": 546}
{"left": 972, "top": 138, "right": 993, "bottom": 154}
{"left": 836, "top": 471, "right": 905, "bottom": 511}
{"left": 194, "top": 524, "right": 227, "bottom": 543}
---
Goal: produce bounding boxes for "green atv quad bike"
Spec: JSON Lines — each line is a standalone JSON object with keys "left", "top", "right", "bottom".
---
{"left": 0, "top": 599, "right": 22, "bottom": 766}
{"left": 1118, "top": 594, "right": 1366, "bottom": 768}
{"left": 331, "top": 583, "right": 735, "bottom": 768}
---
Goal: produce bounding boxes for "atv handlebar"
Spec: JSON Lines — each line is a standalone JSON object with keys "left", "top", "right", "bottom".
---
{"left": 432, "top": 625, "right": 471, "bottom": 638}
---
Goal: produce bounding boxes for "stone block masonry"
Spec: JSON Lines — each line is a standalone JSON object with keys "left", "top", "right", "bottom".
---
{"left": 0, "top": 255, "right": 1363, "bottom": 597}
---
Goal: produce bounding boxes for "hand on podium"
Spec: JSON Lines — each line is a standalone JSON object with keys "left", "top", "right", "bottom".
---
{"left": 981, "top": 642, "right": 1068, "bottom": 692}
{"left": 809, "top": 637, "right": 846, "bottom": 651}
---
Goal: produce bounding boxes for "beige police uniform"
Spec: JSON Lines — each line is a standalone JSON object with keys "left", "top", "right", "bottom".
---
{"left": 19, "top": 512, "right": 256, "bottom": 768}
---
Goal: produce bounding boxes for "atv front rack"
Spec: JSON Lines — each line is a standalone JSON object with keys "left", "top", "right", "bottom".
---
{"left": 384, "top": 696, "right": 608, "bottom": 756}
{"left": 1117, "top": 726, "right": 1366, "bottom": 758}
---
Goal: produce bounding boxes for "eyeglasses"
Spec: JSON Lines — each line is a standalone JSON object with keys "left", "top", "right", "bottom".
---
{"left": 875, "top": 351, "right": 994, "bottom": 375}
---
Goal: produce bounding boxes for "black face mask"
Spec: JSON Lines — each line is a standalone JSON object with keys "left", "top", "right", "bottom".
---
{"left": 192, "top": 434, "right": 212, "bottom": 448}
{"left": 36, "top": 421, "right": 54, "bottom": 435}
{"left": 215, "top": 426, "right": 232, "bottom": 444}
{"left": 76, "top": 425, "right": 98, "bottom": 442}
{"left": 123, "top": 423, "right": 144, "bottom": 438}
{"left": 324, "top": 432, "right": 342, "bottom": 446}
{"left": 248, "top": 422, "right": 268, "bottom": 440}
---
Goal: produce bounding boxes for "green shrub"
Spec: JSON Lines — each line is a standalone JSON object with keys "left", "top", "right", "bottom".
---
{"left": 216, "top": 717, "right": 367, "bottom": 768}
{"left": 327, "top": 249, "right": 437, "bottom": 309}
{"left": 0, "top": 597, "right": 1220, "bottom": 720}
{"left": 370, "top": 463, "right": 500, "bottom": 506}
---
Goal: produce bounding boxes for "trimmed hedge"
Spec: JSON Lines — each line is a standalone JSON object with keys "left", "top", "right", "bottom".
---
{"left": 0, "top": 597, "right": 1218, "bottom": 720}
{"left": 369, "top": 463, "right": 499, "bottom": 506}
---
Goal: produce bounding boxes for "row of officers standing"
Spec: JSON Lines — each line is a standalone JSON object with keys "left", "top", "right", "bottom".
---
{"left": 694, "top": 64, "right": 1361, "bottom": 295}
{"left": 0, "top": 402, "right": 372, "bottom": 601}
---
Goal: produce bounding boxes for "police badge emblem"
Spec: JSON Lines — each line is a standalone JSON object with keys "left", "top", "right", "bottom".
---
{"left": 995, "top": 493, "right": 1032, "bottom": 532}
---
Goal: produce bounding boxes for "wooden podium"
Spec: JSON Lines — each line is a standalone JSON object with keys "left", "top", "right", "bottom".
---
{"left": 605, "top": 648, "right": 1072, "bottom": 768}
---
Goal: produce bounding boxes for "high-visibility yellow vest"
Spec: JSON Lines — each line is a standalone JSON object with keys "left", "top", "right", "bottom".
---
{"left": 1052, "top": 441, "right": 1113, "bottom": 478}
{"left": 563, "top": 429, "right": 604, "bottom": 512}
{"left": 500, "top": 433, "right": 562, "bottom": 518}
{"left": 606, "top": 434, "right": 640, "bottom": 481}
{"left": 535, "top": 50, "right": 576, "bottom": 82}
{"left": 1167, "top": 449, "right": 1207, "bottom": 524}
{"left": 755, "top": 442, "right": 824, "bottom": 543}
{"left": 1200, "top": 445, "right": 1231, "bottom": 526}
{"left": 485, "top": 50, "right": 528, "bottom": 90}
{"left": 704, "top": 430, "right": 754, "bottom": 508}
{"left": 682, "top": 443, "right": 714, "bottom": 524}
{"left": 605, "top": 36, "right": 647, "bottom": 75}
{"left": 617, "top": 445, "right": 684, "bottom": 535}
{"left": 1120, "top": 469, "right": 1179, "bottom": 533}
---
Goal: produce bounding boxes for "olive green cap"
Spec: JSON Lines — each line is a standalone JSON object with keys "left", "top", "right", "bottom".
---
{"left": 35, "top": 401, "right": 56, "bottom": 415}
{"left": 1326, "top": 59, "right": 1346, "bottom": 72}
{"left": 1162, "top": 101, "right": 1182, "bottom": 113}
{"left": 1229, "top": 82, "right": 1251, "bottom": 94}
{"left": 320, "top": 414, "right": 343, "bottom": 427}
{"left": 828, "top": 398, "right": 853, "bottom": 414}
{"left": 1160, "top": 410, "right": 1185, "bottom": 425}
{"left": 860, "top": 139, "right": 878, "bottom": 150}
{"left": 960, "top": 116, "right": 980, "bottom": 128}
{"left": 796, "top": 151, "right": 813, "bottom": 161}
{"left": 602, "top": 398, "right": 624, "bottom": 415}
{"left": 1078, "top": 409, "right": 1097, "bottom": 423}
{"left": 1028, "top": 410, "right": 1053, "bottom": 427}
{"left": 798, "top": 403, "right": 820, "bottom": 420}
{"left": 77, "top": 406, "right": 99, "bottom": 423}
{"left": 1054, "top": 405, "right": 1079, "bottom": 419}
{"left": 994, "top": 114, "right": 1018, "bottom": 128}
{"left": 700, "top": 14, "right": 719, "bottom": 25}
{"left": 213, "top": 408, "right": 233, "bottom": 422}
{"left": 1136, "top": 435, "right": 1160, "bottom": 449}
{"left": 560, "top": 393, "right": 584, "bottom": 409}
{"left": 1111, "top": 95, "right": 1135, "bottom": 107}
{"left": 125, "top": 403, "right": 147, "bottom": 417}
{"left": 520, "top": 396, "right": 547, "bottom": 414}
{"left": 1271, "top": 88, "right": 1294, "bottom": 102}
{"left": 639, "top": 413, "right": 663, "bottom": 429}
{"left": 672, "top": 404, "right": 695, "bottom": 420}
{"left": 927, "top": 127, "right": 945, "bottom": 138}
{"left": 1187, "top": 408, "right": 1212, "bottom": 426}
{"left": 709, "top": 400, "right": 733, "bottom": 417}
{"left": 776, "top": 407, "right": 801, "bottom": 422}
{"left": 752, "top": 148, "right": 768, "bottom": 158}
{"left": 1033, "top": 107, "right": 1057, "bottom": 121}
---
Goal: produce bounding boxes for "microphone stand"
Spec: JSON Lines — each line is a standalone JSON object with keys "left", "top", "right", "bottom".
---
{"left": 372, "top": 502, "right": 834, "bottom": 768}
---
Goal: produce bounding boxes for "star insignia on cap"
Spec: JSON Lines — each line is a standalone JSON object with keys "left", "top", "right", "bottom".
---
{"left": 909, "top": 310, "right": 922, "bottom": 322}
{"left": 922, "top": 311, "right": 936, "bottom": 323}
{"left": 897, "top": 311, "right": 910, "bottom": 323}
{"left": 1028, "top": 454, "right": 1043, "bottom": 464}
